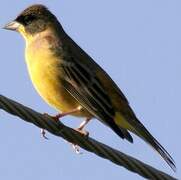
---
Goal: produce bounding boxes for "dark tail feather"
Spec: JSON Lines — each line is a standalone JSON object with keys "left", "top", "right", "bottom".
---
{"left": 108, "top": 121, "right": 133, "bottom": 143}
{"left": 151, "top": 136, "right": 176, "bottom": 172}
{"left": 133, "top": 119, "right": 176, "bottom": 172}
{"left": 120, "top": 128, "right": 133, "bottom": 143}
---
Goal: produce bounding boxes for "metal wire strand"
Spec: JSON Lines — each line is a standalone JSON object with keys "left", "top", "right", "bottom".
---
{"left": 0, "top": 94, "right": 177, "bottom": 180}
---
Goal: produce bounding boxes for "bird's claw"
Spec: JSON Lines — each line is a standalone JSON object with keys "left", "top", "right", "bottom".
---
{"left": 70, "top": 128, "right": 89, "bottom": 154}
{"left": 43, "top": 113, "right": 60, "bottom": 121}
{"left": 40, "top": 129, "right": 49, "bottom": 140}
{"left": 71, "top": 143, "right": 83, "bottom": 154}
{"left": 75, "top": 128, "right": 89, "bottom": 138}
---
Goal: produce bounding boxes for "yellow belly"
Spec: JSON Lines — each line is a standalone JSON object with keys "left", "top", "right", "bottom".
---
{"left": 25, "top": 39, "right": 91, "bottom": 118}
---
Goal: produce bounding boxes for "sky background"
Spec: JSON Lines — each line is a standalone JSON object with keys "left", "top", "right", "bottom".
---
{"left": 0, "top": 1, "right": 180, "bottom": 180}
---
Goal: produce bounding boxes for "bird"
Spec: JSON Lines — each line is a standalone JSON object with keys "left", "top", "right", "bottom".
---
{"left": 4, "top": 4, "right": 176, "bottom": 171}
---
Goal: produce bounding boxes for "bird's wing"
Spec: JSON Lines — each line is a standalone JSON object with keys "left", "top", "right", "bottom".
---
{"left": 58, "top": 36, "right": 175, "bottom": 171}
{"left": 59, "top": 46, "right": 133, "bottom": 142}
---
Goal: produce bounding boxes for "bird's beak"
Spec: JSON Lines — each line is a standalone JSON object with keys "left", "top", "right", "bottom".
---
{"left": 3, "top": 21, "right": 20, "bottom": 31}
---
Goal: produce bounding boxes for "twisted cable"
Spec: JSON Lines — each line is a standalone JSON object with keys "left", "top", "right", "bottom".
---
{"left": 0, "top": 95, "right": 177, "bottom": 180}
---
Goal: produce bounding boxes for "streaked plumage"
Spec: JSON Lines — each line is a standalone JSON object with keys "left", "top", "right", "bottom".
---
{"left": 4, "top": 4, "right": 176, "bottom": 171}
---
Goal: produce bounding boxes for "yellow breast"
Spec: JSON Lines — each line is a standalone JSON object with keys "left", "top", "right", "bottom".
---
{"left": 24, "top": 33, "right": 89, "bottom": 117}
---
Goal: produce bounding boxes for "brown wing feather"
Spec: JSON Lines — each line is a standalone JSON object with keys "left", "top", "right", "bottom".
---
{"left": 58, "top": 34, "right": 175, "bottom": 170}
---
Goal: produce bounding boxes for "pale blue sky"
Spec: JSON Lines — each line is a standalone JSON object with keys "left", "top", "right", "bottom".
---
{"left": 0, "top": 1, "right": 180, "bottom": 180}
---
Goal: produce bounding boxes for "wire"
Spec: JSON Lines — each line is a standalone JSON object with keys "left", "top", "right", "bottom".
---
{"left": 0, "top": 94, "right": 177, "bottom": 180}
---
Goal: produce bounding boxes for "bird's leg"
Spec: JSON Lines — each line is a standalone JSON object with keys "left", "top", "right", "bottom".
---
{"left": 51, "top": 106, "right": 82, "bottom": 121}
{"left": 71, "top": 118, "right": 91, "bottom": 154}
{"left": 41, "top": 106, "right": 82, "bottom": 139}
{"left": 75, "top": 118, "right": 91, "bottom": 136}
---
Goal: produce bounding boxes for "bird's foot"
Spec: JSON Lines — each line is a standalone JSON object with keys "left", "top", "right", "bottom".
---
{"left": 75, "top": 128, "right": 89, "bottom": 138}
{"left": 69, "top": 128, "right": 89, "bottom": 153}
{"left": 43, "top": 113, "right": 61, "bottom": 121}
{"left": 40, "top": 128, "right": 49, "bottom": 140}
{"left": 41, "top": 113, "right": 60, "bottom": 139}
{"left": 71, "top": 143, "right": 83, "bottom": 154}
{"left": 74, "top": 118, "right": 91, "bottom": 138}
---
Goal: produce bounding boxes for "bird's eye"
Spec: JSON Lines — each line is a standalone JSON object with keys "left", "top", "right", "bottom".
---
{"left": 16, "top": 14, "right": 37, "bottom": 25}
{"left": 24, "top": 15, "right": 36, "bottom": 24}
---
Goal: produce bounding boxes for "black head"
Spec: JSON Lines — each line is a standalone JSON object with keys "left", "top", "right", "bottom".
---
{"left": 15, "top": 4, "right": 58, "bottom": 34}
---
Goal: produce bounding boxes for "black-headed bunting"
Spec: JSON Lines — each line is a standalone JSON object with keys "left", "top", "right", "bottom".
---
{"left": 4, "top": 4, "right": 176, "bottom": 171}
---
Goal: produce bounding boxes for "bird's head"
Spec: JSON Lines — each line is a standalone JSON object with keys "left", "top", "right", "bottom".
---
{"left": 3, "top": 4, "right": 60, "bottom": 40}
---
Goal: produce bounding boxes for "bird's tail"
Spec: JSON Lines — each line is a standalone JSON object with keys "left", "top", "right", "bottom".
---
{"left": 131, "top": 118, "right": 176, "bottom": 172}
